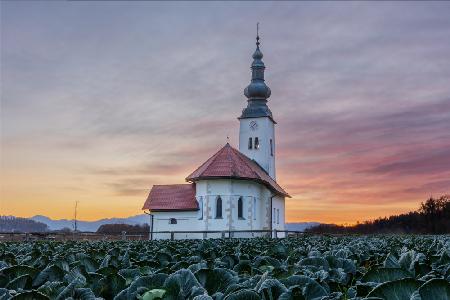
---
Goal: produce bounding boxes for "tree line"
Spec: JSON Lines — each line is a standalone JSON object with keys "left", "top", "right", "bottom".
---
{"left": 96, "top": 223, "right": 150, "bottom": 235}
{"left": 306, "top": 195, "right": 450, "bottom": 234}
{"left": 0, "top": 216, "right": 49, "bottom": 233}
{"left": 0, "top": 216, "right": 149, "bottom": 234}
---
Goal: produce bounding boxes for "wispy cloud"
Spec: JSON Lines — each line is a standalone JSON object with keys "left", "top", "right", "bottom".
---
{"left": 368, "top": 149, "right": 450, "bottom": 175}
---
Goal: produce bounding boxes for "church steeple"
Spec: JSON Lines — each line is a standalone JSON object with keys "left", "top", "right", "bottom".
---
{"left": 238, "top": 25, "right": 277, "bottom": 179}
{"left": 239, "top": 24, "right": 273, "bottom": 121}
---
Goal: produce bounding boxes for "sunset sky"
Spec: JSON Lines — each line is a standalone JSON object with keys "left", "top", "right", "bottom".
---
{"left": 1, "top": 2, "right": 450, "bottom": 224}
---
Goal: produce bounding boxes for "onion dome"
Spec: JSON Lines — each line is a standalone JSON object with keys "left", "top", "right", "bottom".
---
{"left": 240, "top": 26, "right": 274, "bottom": 121}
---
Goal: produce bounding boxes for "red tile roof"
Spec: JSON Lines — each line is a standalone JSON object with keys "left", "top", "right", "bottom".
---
{"left": 186, "top": 143, "right": 290, "bottom": 197}
{"left": 142, "top": 184, "right": 198, "bottom": 211}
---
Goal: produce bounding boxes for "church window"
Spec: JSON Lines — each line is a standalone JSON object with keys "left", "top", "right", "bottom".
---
{"left": 238, "top": 197, "right": 244, "bottom": 219}
{"left": 273, "top": 208, "right": 276, "bottom": 223}
{"left": 253, "top": 197, "right": 257, "bottom": 220}
{"left": 270, "top": 139, "right": 273, "bottom": 156}
{"left": 277, "top": 209, "right": 280, "bottom": 224}
{"left": 169, "top": 218, "right": 177, "bottom": 224}
{"left": 255, "top": 137, "right": 259, "bottom": 149}
{"left": 248, "top": 137, "right": 253, "bottom": 149}
{"left": 198, "top": 197, "right": 203, "bottom": 220}
{"left": 215, "top": 196, "right": 222, "bottom": 219}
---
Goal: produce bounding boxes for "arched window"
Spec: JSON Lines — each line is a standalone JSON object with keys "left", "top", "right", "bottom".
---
{"left": 169, "top": 218, "right": 177, "bottom": 224}
{"left": 198, "top": 197, "right": 203, "bottom": 220}
{"left": 248, "top": 137, "right": 253, "bottom": 149}
{"left": 254, "top": 137, "right": 259, "bottom": 149}
{"left": 270, "top": 139, "right": 273, "bottom": 156}
{"left": 253, "top": 197, "right": 257, "bottom": 220}
{"left": 215, "top": 196, "right": 222, "bottom": 219}
{"left": 273, "top": 208, "right": 276, "bottom": 223}
{"left": 238, "top": 197, "right": 244, "bottom": 219}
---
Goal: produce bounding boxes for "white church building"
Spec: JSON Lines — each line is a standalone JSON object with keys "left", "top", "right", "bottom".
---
{"left": 142, "top": 34, "right": 290, "bottom": 239}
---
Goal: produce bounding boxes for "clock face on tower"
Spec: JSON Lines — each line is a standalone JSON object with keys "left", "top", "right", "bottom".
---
{"left": 249, "top": 120, "right": 258, "bottom": 131}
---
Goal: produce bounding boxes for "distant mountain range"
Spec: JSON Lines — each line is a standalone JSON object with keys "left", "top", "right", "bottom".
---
{"left": 29, "top": 215, "right": 319, "bottom": 232}
{"left": 31, "top": 214, "right": 150, "bottom": 232}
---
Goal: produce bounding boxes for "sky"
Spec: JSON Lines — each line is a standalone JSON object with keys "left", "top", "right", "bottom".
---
{"left": 1, "top": 2, "right": 450, "bottom": 224}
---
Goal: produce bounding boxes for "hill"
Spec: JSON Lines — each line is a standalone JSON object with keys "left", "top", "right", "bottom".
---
{"left": 285, "top": 222, "right": 320, "bottom": 232}
{"left": 0, "top": 216, "right": 49, "bottom": 232}
{"left": 31, "top": 214, "right": 149, "bottom": 232}
{"left": 306, "top": 195, "right": 450, "bottom": 234}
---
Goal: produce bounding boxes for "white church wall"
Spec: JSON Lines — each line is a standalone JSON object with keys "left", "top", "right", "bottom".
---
{"left": 151, "top": 211, "right": 203, "bottom": 240}
{"left": 149, "top": 179, "right": 286, "bottom": 240}
{"left": 195, "top": 181, "right": 208, "bottom": 195}
{"left": 260, "top": 187, "right": 272, "bottom": 231}
{"left": 272, "top": 195, "right": 286, "bottom": 237}
{"left": 239, "top": 117, "right": 276, "bottom": 179}
{"left": 203, "top": 180, "right": 231, "bottom": 238}
{"left": 195, "top": 179, "right": 282, "bottom": 238}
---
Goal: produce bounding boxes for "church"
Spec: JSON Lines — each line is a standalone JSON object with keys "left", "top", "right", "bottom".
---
{"left": 142, "top": 34, "right": 290, "bottom": 239}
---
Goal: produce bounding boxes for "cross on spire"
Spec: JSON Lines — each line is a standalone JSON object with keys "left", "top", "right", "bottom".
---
{"left": 256, "top": 22, "right": 260, "bottom": 47}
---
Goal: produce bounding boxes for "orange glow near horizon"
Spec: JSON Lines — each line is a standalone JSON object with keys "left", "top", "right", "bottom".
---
{"left": 1, "top": 140, "right": 445, "bottom": 224}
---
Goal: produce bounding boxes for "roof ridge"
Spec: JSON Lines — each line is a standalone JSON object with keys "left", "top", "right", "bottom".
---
{"left": 230, "top": 147, "right": 290, "bottom": 197}
{"left": 250, "top": 158, "right": 271, "bottom": 177}
{"left": 226, "top": 144, "right": 240, "bottom": 176}
{"left": 230, "top": 146, "right": 262, "bottom": 180}
{"left": 186, "top": 144, "right": 228, "bottom": 181}
{"left": 231, "top": 146, "right": 273, "bottom": 180}
{"left": 184, "top": 143, "right": 289, "bottom": 197}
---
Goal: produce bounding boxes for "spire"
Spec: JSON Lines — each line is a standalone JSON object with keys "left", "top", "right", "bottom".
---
{"left": 239, "top": 23, "right": 273, "bottom": 121}
{"left": 256, "top": 22, "right": 260, "bottom": 47}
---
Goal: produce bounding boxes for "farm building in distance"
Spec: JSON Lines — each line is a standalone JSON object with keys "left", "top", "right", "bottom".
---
{"left": 142, "top": 34, "right": 290, "bottom": 239}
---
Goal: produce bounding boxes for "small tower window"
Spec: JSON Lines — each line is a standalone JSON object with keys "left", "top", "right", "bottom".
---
{"left": 215, "top": 196, "right": 222, "bottom": 219}
{"left": 248, "top": 137, "right": 253, "bottom": 149}
{"left": 270, "top": 139, "right": 273, "bottom": 156}
{"left": 169, "top": 218, "right": 177, "bottom": 224}
{"left": 238, "top": 197, "right": 244, "bottom": 219}
{"left": 254, "top": 137, "right": 259, "bottom": 149}
{"left": 277, "top": 209, "right": 280, "bottom": 224}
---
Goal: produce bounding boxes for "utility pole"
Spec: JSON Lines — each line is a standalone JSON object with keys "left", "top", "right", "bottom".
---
{"left": 73, "top": 201, "right": 79, "bottom": 232}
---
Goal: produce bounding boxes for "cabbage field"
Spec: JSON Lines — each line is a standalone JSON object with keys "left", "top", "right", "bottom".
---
{"left": 1, "top": 235, "right": 449, "bottom": 299}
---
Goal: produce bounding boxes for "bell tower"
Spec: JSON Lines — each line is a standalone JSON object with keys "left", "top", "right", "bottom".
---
{"left": 238, "top": 26, "right": 276, "bottom": 179}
